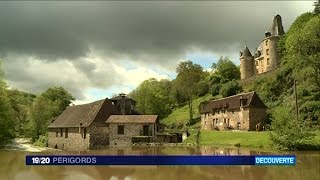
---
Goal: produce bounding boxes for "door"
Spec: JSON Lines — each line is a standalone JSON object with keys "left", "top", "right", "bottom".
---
{"left": 237, "top": 122, "right": 241, "bottom": 130}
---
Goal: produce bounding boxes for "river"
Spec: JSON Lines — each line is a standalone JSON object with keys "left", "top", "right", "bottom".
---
{"left": 0, "top": 144, "right": 319, "bottom": 180}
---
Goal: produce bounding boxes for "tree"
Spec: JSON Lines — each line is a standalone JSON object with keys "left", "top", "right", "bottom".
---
{"left": 29, "top": 87, "right": 74, "bottom": 141}
{"left": 0, "top": 61, "right": 15, "bottom": 144}
{"left": 314, "top": 0, "right": 320, "bottom": 14}
{"left": 129, "top": 78, "right": 172, "bottom": 118}
{"left": 219, "top": 80, "right": 242, "bottom": 97}
{"left": 29, "top": 96, "right": 59, "bottom": 141}
{"left": 196, "top": 81, "right": 209, "bottom": 97}
{"left": 7, "top": 89, "right": 36, "bottom": 136}
{"left": 41, "top": 87, "right": 75, "bottom": 113}
{"left": 211, "top": 56, "right": 240, "bottom": 83}
{"left": 170, "top": 79, "right": 187, "bottom": 107}
{"left": 175, "top": 61, "right": 204, "bottom": 124}
{"left": 270, "top": 106, "right": 315, "bottom": 150}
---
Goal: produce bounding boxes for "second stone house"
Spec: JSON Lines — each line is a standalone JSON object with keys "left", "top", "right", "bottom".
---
{"left": 199, "top": 92, "right": 267, "bottom": 131}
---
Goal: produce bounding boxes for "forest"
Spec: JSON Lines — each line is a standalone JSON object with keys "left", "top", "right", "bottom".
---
{"left": 0, "top": 6, "right": 319, "bottom": 150}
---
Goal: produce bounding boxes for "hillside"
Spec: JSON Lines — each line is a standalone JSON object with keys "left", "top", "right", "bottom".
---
{"left": 161, "top": 94, "right": 221, "bottom": 131}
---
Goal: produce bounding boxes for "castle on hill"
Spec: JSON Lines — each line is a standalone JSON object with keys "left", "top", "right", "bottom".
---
{"left": 240, "top": 14, "right": 285, "bottom": 79}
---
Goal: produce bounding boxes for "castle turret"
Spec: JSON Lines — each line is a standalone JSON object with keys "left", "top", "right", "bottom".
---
{"left": 240, "top": 46, "right": 254, "bottom": 79}
{"left": 262, "top": 14, "right": 285, "bottom": 70}
{"left": 269, "top": 14, "right": 285, "bottom": 36}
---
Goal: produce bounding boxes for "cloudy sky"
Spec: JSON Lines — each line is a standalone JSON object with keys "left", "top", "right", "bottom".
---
{"left": 0, "top": 1, "right": 314, "bottom": 104}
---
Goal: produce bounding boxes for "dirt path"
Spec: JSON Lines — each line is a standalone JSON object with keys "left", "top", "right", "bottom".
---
{"left": 3, "top": 138, "right": 49, "bottom": 152}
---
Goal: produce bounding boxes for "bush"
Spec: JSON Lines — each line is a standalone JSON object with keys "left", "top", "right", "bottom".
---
{"left": 219, "top": 81, "right": 242, "bottom": 97}
{"left": 33, "top": 134, "right": 48, "bottom": 147}
{"left": 210, "top": 84, "right": 221, "bottom": 96}
{"left": 196, "top": 81, "right": 209, "bottom": 97}
{"left": 270, "top": 106, "right": 315, "bottom": 150}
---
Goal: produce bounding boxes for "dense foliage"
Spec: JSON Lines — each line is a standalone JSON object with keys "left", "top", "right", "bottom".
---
{"left": 0, "top": 62, "right": 15, "bottom": 144}
{"left": 0, "top": 60, "right": 74, "bottom": 145}
{"left": 129, "top": 78, "right": 172, "bottom": 118}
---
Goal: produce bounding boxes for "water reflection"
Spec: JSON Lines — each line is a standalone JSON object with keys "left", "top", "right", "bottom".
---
{"left": 0, "top": 146, "right": 319, "bottom": 180}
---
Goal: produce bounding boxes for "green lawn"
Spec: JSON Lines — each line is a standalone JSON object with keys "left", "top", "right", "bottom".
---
{"left": 184, "top": 130, "right": 320, "bottom": 150}
{"left": 184, "top": 130, "right": 273, "bottom": 149}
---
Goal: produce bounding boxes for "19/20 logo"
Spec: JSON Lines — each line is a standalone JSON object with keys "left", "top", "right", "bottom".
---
{"left": 32, "top": 157, "right": 50, "bottom": 164}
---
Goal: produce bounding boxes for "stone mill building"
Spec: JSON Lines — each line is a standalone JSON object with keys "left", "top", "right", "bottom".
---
{"left": 240, "top": 14, "right": 285, "bottom": 79}
{"left": 47, "top": 93, "right": 159, "bottom": 150}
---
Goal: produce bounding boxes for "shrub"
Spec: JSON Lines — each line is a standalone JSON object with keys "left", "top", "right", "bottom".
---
{"left": 33, "top": 134, "right": 48, "bottom": 147}
{"left": 210, "top": 84, "right": 221, "bottom": 96}
{"left": 219, "top": 81, "right": 242, "bottom": 97}
{"left": 270, "top": 106, "right": 315, "bottom": 150}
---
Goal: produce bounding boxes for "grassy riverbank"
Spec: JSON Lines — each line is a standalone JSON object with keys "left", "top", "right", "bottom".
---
{"left": 184, "top": 130, "right": 320, "bottom": 150}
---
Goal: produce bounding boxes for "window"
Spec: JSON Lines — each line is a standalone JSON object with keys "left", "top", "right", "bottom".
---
{"left": 265, "top": 40, "right": 268, "bottom": 46}
{"left": 65, "top": 128, "right": 68, "bottom": 138}
{"left": 56, "top": 131, "right": 58, "bottom": 137}
{"left": 266, "top": 49, "right": 269, "bottom": 55}
{"left": 83, "top": 128, "right": 87, "bottom": 139}
{"left": 60, "top": 128, "right": 63, "bottom": 137}
{"left": 267, "top": 58, "right": 270, "bottom": 65}
{"left": 224, "top": 119, "right": 226, "bottom": 123}
{"left": 232, "top": 110, "right": 234, "bottom": 114}
{"left": 118, "top": 125, "right": 124, "bottom": 134}
{"left": 255, "top": 61, "right": 258, "bottom": 66}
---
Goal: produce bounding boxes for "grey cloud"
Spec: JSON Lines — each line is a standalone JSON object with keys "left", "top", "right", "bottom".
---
{"left": 0, "top": 1, "right": 313, "bottom": 100}
{"left": 0, "top": 2, "right": 312, "bottom": 62}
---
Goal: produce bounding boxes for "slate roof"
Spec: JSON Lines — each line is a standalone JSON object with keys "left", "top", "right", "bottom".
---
{"left": 48, "top": 99, "right": 108, "bottom": 128}
{"left": 106, "top": 115, "right": 158, "bottom": 124}
{"left": 200, "top": 92, "right": 267, "bottom": 114}
{"left": 111, "top": 95, "right": 135, "bottom": 101}
{"left": 240, "top": 46, "right": 252, "bottom": 57}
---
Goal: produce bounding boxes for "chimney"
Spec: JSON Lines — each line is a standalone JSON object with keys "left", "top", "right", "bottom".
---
{"left": 119, "top": 93, "right": 126, "bottom": 115}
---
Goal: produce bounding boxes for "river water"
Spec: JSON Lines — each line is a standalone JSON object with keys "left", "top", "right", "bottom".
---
{"left": 0, "top": 146, "right": 319, "bottom": 180}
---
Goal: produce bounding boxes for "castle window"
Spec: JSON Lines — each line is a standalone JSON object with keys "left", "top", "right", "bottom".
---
{"left": 60, "top": 128, "right": 63, "bottom": 137}
{"left": 265, "top": 40, "right": 268, "bottom": 46}
{"left": 255, "top": 61, "right": 258, "bottom": 66}
{"left": 267, "top": 58, "right": 270, "bottom": 65}
{"left": 266, "top": 49, "right": 269, "bottom": 55}
{"left": 56, "top": 131, "right": 58, "bottom": 137}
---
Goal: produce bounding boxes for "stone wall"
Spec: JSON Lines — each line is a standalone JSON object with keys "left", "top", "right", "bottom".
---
{"left": 240, "top": 56, "right": 254, "bottom": 79}
{"left": 201, "top": 108, "right": 250, "bottom": 131}
{"left": 249, "top": 107, "right": 267, "bottom": 131}
{"left": 109, "top": 123, "right": 155, "bottom": 147}
{"left": 48, "top": 127, "right": 90, "bottom": 151}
